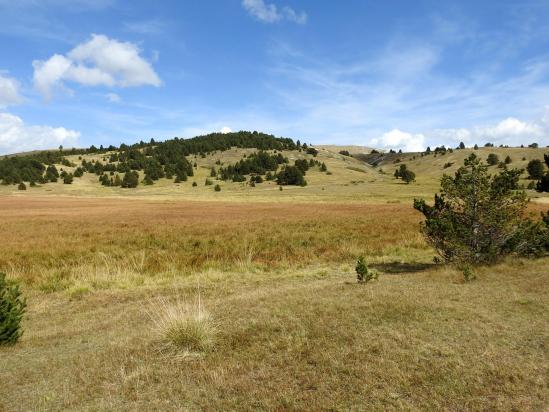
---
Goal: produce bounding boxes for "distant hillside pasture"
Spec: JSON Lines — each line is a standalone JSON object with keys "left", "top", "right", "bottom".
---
{"left": 3, "top": 145, "right": 547, "bottom": 204}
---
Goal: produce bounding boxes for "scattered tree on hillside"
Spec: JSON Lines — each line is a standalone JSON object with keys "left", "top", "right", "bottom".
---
{"left": 121, "top": 171, "right": 139, "bottom": 188}
{"left": 394, "top": 164, "right": 416, "bottom": 184}
{"left": 73, "top": 167, "right": 84, "bottom": 177}
{"left": 276, "top": 165, "right": 307, "bottom": 186}
{"left": 45, "top": 165, "right": 59, "bottom": 182}
{"left": 219, "top": 151, "right": 287, "bottom": 181}
{"left": 486, "top": 153, "right": 499, "bottom": 166}
{"left": 306, "top": 147, "right": 318, "bottom": 157}
{"left": 143, "top": 175, "right": 154, "bottom": 185}
{"left": 63, "top": 174, "right": 74, "bottom": 184}
{"left": 527, "top": 159, "right": 545, "bottom": 180}
{"left": 113, "top": 174, "right": 122, "bottom": 186}
{"left": 535, "top": 154, "right": 549, "bottom": 192}
{"left": 294, "top": 158, "right": 309, "bottom": 174}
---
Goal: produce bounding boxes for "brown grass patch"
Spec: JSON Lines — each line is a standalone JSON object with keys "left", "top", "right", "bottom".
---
{"left": 0, "top": 196, "right": 429, "bottom": 290}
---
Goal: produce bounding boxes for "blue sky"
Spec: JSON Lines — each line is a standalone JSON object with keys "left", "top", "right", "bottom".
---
{"left": 1, "top": 0, "right": 549, "bottom": 154}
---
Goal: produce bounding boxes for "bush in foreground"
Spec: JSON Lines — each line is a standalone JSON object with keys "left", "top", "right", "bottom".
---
{"left": 355, "top": 256, "right": 378, "bottom": 283}
{"left": 414, "top": 153, "right": 548, "bottom": 265}
{"left": 149, "top": 298, "right": 216, "bottom": 353}
{"left": 0, "top": 273, "right": 26, "bottom": 345}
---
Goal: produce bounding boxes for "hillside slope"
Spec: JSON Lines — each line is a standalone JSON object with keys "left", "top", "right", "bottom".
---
{"left": 1, "top": 138, "right": 548, "bottom": 203}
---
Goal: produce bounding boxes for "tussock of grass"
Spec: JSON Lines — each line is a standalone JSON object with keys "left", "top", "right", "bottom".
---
{"left": 148, "top": 297, "right": 216, "bottom": 354}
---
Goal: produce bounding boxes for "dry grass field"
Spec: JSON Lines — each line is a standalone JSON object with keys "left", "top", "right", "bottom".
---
{"left": 1, "top": 147, "right": 549, "bottom": 411}
{"left": 0, "top": 194, "right": 548, "bottom": 411}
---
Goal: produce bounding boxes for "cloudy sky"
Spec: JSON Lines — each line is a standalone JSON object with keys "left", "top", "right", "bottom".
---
{"left": 1, "top": 0, "right": 549, "bottom": 154}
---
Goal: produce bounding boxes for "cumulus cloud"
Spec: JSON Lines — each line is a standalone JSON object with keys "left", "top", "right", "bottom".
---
{"left": 242, "top": 0, "right": 307, "bottom": 24}
{"left": 33, "top": 34, "right": 161, "bottom": 100}
{"left": 0, "top": 112, "right": 80, "bottom": 154}
{"left": 475, "top": 117, "right": 542, "bottom": 140}
{"left": 429, "top": 117, "right": 546, "bottom": 147}
{"left": 0, "top": 73, "right": 23, "bottom": 108}
{"left": 370, "top": 129, "right": 426, "bottom": 152}
{"left": 220, "top": 126, "right": 232, "bottom": 134}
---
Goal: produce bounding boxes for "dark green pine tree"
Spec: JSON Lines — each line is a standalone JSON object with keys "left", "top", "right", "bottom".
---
{"left": 0, "top": 272, "right": 27, "bottom": 345}
{"left": 414, "top": 154, "right": 530, "bottom": 264}
{"left": 121, "top": 171, "right": 139, "bottom": 188}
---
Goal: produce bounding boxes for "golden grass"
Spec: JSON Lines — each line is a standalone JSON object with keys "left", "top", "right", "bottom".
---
{"left": 0, "top": 197, "right": 431, "bottom": 291}
{"left": 0, "top": 259, "right": 547, "bottom": 410}
{"left": 0, "top": 193, "right": 547, "bottom": 410}
{"left": 148, "top": 296, "right": 216, "bottom": 354}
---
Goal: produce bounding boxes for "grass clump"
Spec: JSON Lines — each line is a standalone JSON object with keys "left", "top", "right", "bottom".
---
{"left": 0, "top": 272, "right": 26, "bottom": 345}
{"left": 149, "top": 297, "right": 216, "bottom": 353}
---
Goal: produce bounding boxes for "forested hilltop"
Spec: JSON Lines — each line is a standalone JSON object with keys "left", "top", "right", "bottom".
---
{"left": 0, "top": 131, "right": 325, "bottom": 189}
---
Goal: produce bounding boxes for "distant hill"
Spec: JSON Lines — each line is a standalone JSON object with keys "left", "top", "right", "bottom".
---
{"left": 1, "top": 133, "right": 548, "bottom": 202}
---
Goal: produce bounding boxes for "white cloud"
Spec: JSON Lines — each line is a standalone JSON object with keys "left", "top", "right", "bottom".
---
{"left": 32, "top": 54, "right": 73, "bottom": 99}
{"left": 242, "top": 0, "right": 307, "bottom": 24}
{"left": 0, "top": 73, "right": 23, "bottom": 108}
{"left": 33, "top": 34, "right": 161, "bottom": 100}
{"left": 477, "top": 117, "right": 542, "bottom": 139}
{"left": 282, "top": 6, "right": 307, "bottom": 24}
{"left": 370, "top": 129, "right": 426, "bottom": 152}
{"left": 428, "top": 117, "right": 545, "bottom": 147}
{"left": 0, "top": 112, "right": 80, "bottom": 154}
{"left": 106, "top": 92, "right": 121, "bottom": 103}
{"left": 220, "top": 126, "right": 232, "bottom": 134}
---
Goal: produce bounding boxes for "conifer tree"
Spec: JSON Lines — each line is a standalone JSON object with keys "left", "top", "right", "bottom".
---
{"left": 414, "top": 154, "right": 530, "bottom": 264}
{"left": 63, "top": 173, "right": 74, "bottom": 184}
{"left": 0, "top": 272, "right": 26, "bottom": 345}
{"left": 121, "top": 171, "right": 139, "bottom": 188}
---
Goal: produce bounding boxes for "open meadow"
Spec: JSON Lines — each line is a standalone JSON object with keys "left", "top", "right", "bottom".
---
{"left": 1, "top": 189, "right": 548, "bottom": 410}
{"left": 3, "top": 3, "right": 549, "bottom": 410}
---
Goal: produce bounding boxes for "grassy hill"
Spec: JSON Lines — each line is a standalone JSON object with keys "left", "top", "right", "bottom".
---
{"left": 2, "top": 140, "right": 548, "bottom": 204}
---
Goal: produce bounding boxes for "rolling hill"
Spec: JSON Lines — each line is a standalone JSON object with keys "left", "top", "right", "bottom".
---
{"left": 1, "top": 133, "right": 548, "bottom": 204}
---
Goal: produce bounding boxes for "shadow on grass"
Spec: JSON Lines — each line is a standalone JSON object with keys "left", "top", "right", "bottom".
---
{"left": 372, "top": 262, "right": 436, "bottom": 274}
